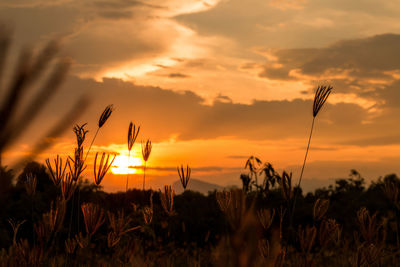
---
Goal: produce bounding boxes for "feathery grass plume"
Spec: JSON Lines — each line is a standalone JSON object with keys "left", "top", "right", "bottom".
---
{"left": 178, "top": 164, "right": 191, "bottom": 190}
{"left": 107, "top": 232, "right": 121, "bottom": 248}
{"left": 46, "top": 198, "right": 67, "bottom": 233}
{"left": 108, "top": 210, "right": 140, "bottom": 236}
{"left": 13, "top": 239, "right": 45, "bottom": 266}
{"left": 259, "top": 162, "right": 280, "bottom": 193}
{"left": 0, "top": 30, "right": 87, "bottom": 168}
{"left": 34, "top": 220, "right": 51, "bottom": 245}
{"left": 141, "top": 139, "right": 152, "bottom": 190}
{"left": 126, "top": 122, "right": 140, "bottom": 191}
{"left": 292, "top": 85, "right": 332, "bottom": 220}
{"left": 280, "top": 171, "right": 293, "bottom": 201}
{"left": 24, "top": 173, "right": 37, "bottom": 197}
{"left": 257, "top": 208, "right": 275, "bottom": 231}
{"left": 45, "top": 155, "right": 67, "bottom": 186}
{"left": 352, "top": 243, "right": 385, "bottom": 267}
{"left": 216, "top": 189, "right": 232, "bottom": 213}
{"left": 93, "top": 152, "right": 116, "bottom": 186}
{"left": 160, "top": 185, "right": 175, "bottom": 216}
{"left": 85, "top": 104, "right": 114, "bottom": 161}
{"left": 259, "top": 239, "right": 270, "bottom": 259}
{"left": 8, "top": 219, "right": 26, "bottom": 245}
{"left": 313, "top": 198, "right": 330, "bottom": 222}
{"left": 274, "top": 250, "right": 286, "bottom": 267}
{"left": 318, "top": 218, "right": 341, "bottom": 248}
{"left": 60, "top": 173, "right": 77, "bottom": 201}
{"left": 223, "top": 189, "right": 247, "bottom": 230}
{"left": 65, "top": 238, "right": 77, "bottom": 254}
{"left": 128, "top": 122, "right": 140, "bottom": 151}
{"left": 67, "top": 147, "right": 86, "bottom": 182}
{"left": 245, "top": 156, "right": 262, "bottom": 188}
{"left": 142, "top": 191, "right": 154, "bottom": 224}
{"left": 35, "top": 198, "right": 66, "bottom": 245}
{"left": 382, "top": 179, "right": 399, "bottom": 206}
{"left": 81, "top": 202, "right": 105, "bottom": 237}
{"left": 298, "top": 225, "right": 317, "bottom": 265}
{"left": 75, "top": 232, "right": 90, "bottom": 249}
{"left": 107, "top": 211, "right": 140, "bottom": 247}
{"left": 142, "top": 206, "right": 153, "bottom": 225}
{"left": 99, "top": 104, "right": 114, "bottom": 128}
{"left": 73, "top": 123, "right": 88, "bottom": 148}
{"left": 356, "top": 207, "right": 386, "bottom": 245}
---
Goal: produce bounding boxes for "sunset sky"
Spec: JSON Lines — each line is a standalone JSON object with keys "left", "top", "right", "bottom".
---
{"left": 2, "top": 0, "right": 400, "bottom": 192}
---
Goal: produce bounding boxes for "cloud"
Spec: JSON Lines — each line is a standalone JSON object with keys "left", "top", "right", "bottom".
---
{"left": 168, "top": 72, "right": 190, "bottom": 78}
{"left": 22, "top": 75, "right": 396, "bottom": 149}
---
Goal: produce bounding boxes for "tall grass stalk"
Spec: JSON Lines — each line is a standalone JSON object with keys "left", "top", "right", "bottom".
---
{"left": 291, "top": 85, "right": 332, "bottom": 224}
{"left": 141, "top": 140, "right": 152, "bottom": 190}
{"left": 126, "top": 122, "right": 140, "bottom": 191}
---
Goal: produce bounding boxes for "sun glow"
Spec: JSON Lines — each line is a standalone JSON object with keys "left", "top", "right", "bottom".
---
{"left": 111, "top": 154, "right": 143, "bottom": 175}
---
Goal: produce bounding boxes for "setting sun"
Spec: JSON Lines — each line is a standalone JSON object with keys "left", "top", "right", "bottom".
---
{"left": 111, "top": 154, "right": 143, "bottom": 175}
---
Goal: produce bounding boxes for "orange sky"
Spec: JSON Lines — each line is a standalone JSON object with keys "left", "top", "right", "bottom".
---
{"left": 2, "top": 0, "right": 400, "bottom": 192}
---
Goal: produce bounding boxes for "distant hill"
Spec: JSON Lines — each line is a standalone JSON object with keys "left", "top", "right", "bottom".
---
{"left": 172, "top": 178, "right": 223, "bottom": 195}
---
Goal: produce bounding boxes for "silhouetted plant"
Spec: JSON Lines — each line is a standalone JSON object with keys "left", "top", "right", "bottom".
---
{"left": 85, "top": 104, "right": 114, "bottom": 161}
{"left": 81, "top": 202, "right": 105, "bottom": 238}
{"left": 178, "top": 164, "right": 191, "bottom": 190}
{"left": 245, "top": 156, "right": 262, "bottom": 188}
{"left": 93, "top": 152, "right": 116, "bottom": 186}
{"left": 45, "top": 155, "right": 67, "bottom": 186}
{"left": 292, "top": 85, "right": 332, "bottom": 220}
{"left": 141, "top": 140, "right": 152, "bottom": 190}
{"left": 160, "top": 185, "right": 175, "bottom": 216}
{"left": 126, "top": 122, "right": 140, "bottom": 191}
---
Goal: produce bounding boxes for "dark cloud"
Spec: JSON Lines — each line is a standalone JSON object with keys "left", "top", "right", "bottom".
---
{"left": 261, "top": 34, "right": 400, "bottom": 80}
{"left": 21, "top": 75, "right": 396, "bottom": 148}
{"left": 168, "top": 73, "right": 190, "bottom": 78}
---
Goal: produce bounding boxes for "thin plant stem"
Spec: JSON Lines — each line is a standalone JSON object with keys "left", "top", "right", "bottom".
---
{"left": 84, "top": 127, "right": 99, "bottom": 162}
{"left": 291, "top": 117, "right": 315, "bottom": 224}
{"left": 143, "top": 162, "right": 146, "bottom": 191}
{"left": 126, "top": 150, "right": 131, "bottom": 192}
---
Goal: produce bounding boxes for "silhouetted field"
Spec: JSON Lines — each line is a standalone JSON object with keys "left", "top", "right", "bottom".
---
{"left": 0, "top": 161, "right": 399, "bottom": 266}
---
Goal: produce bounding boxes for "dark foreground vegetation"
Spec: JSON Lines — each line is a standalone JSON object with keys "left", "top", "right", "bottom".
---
{"left": 0, "top": 161, "right": 400, "bottom": 266}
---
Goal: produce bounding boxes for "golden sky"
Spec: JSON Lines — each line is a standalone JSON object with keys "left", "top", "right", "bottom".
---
{"left": 2, "top": 0, "right": 400, "bottom": 192}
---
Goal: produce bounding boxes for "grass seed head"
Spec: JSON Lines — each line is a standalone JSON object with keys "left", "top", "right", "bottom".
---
{"left": 46, "top": 155, "right": 67, "bottom": 186}
{"left": 24, "top": 173, "right": 37, "bottom": 197}
{"left": 280, "top": 171, "right": 293, "bottom": 201}
{"left": 160, "top": 185, "right": 175, "bottom": 216}
{"left": 141, "top": 139, "right": 152, "bottom": 162}
{"left": 257, "top": 208, "right": 275, "bottom": 231}
{"left": 65, "top": 238, "right": 77, "bottom": 254}
{"left": 313, "top": 198, "right": 330, "bottom": 221}
{"left": 298, "top": 225, "right": 317, "bottom": 255}
{"left": 216, "top": 189, "right": 232, "bottom": 213}
{"left": 73, "top": 123, "right": 88, "bottom": 148}
{"left": 178, "top": 164, "right": 191, "bottom": 190}
{"left": 318, "top": 218, "right": 341, "bottom": 248}
{"left": 94, "top": 152, "right": 116, "bottom": 186}
{"left": 67, "top": 147, "right": 86, "bottom": 182}
{"left": 128, "top": 122, "right": 140, "bottom": 151}
{"left": 60, "top": 172, "right": 77, "bottom": 201}
{"left": 81, "top": 202, "right": 105, "bottom": 237}
{"left": 382, "top": 179, "right": 399, "bottom": 206}
{"left": 313, "top": 85, "right": 332, "bottom": 117}
{"left": 98, "top": 104, "right": 114, "bottom": 128}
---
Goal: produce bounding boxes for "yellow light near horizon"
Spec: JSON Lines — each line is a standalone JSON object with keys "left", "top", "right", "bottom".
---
{"left": 111, "top": 155, "right": 143, "bottom": 175}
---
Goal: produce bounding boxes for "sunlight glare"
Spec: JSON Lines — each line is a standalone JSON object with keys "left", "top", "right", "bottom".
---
{"left": 111, "top": 154, "right": 143, "bottom": 175}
